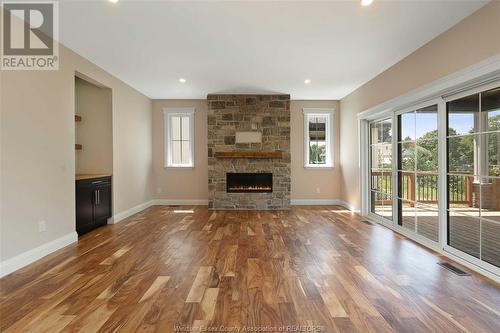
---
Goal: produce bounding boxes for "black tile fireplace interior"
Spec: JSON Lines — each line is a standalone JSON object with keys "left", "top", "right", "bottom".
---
{"left": 226, "top": 173, "right": 273, "bottom": 193}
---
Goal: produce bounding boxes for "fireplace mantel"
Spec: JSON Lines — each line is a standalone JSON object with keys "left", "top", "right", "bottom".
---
{"left": 214, "top": 151, "right": 283, "bottom": 159}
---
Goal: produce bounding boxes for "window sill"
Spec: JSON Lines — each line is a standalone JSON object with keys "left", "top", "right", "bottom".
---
{"left": 164, "top": 165, "right": 195, "bottom": 170}
{"left": 304, "top": 165, "right": 334, "bottom": 169}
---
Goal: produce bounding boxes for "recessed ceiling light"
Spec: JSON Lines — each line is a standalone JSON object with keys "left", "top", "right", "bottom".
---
{"left": 361, "top": 0, "right": 374, "bottom": 7}
{"left": 109, "top": 0, "right": 119, "bottom": 3}
{"left": 304, "top": 79, "right": 311, "bottom": 84}
{"left": 179, "top": 78, "right": 186, "bottom": 83}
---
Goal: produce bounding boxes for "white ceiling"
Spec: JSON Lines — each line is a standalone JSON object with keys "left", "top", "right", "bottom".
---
{"left": 58, "top": 0, "right": 487, "bottom": 100}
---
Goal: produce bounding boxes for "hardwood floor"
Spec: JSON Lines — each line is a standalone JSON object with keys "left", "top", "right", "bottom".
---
{"left": 0, "top": 206, "right": 499, "bottom": 332}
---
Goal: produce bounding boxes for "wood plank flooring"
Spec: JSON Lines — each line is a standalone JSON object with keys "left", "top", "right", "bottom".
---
{"left": 0, "top": 205, "right": 499, "bottom": 332}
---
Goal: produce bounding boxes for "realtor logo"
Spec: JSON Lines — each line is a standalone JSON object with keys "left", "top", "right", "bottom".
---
{"left": 1, "top": 1, "right": 59, "bottom": 70}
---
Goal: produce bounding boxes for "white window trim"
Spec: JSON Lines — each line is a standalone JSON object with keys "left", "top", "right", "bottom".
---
{"left": 163, "top": 107, "right": 195, "bottom": 168}
{"left": 303, "top": 108, "right": 335, "bottom": 168}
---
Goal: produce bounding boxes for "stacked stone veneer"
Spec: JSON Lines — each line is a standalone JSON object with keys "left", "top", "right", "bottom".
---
{"left": 207, "top": 94, "right": 291, "bottom": 209}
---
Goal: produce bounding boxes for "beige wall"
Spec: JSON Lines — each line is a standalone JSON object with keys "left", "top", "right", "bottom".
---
{"left": 290, "top": 100, "right": 340, "bottom": 200}
{"left": 340, "top": 1, "right": 500, "bottom": 211}
{"left": 152, "top": 100, "right": 208, "bottom": 201}
{"left": 75, "top": 77, "right": 113, "bottom": 175}
{"left": 1, "top": 41, "right": 153, "bottom": 261}
{"left": 5, "top": 0, "right": 496, "bottom": 264}
{"left": 152, "top": 99, "right": 340, "bottom": 201}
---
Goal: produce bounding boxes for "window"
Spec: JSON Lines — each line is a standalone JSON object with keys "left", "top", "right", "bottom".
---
{"left": 369, "top": 117, "right": 393, "bottom": 221}
{"left": 446, "top": 86, "right": 500, "bottom": 268}
{"left": 164, "top": 108, "right": 195, "bottom": 168}
{"left": 303, "top": 108, "right": 334, "bottom": 168}
{"left": 397, "top": 104, "right": 439, "bottom": 242}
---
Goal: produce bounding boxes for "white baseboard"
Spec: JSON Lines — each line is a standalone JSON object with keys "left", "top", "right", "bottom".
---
{"left": 111, "top": 200, "right": 155, "bottom": 224}
{"left": 152, "top": 198, "right": 361, "bottom": 212}
{"left": 291, "top": 199, "right": 359, "bottom": 212}
{"left": 0, "top": 199, "right": 157, "bottom": 277}
{"left": 111, "top": 199, "right": 208, "bottom": 224}
{"left": 337, "top": 200, "right": 361, "bottom": 213}
{"left": 0, "top": 232, "right": 78, "bottom": 278}
{"left": 152, "top": 199, "right": 209, "bottom": 206}
{"left": 291, "top": 198, "right": 341, "bottom": 205}
{"left": 113, "top": 198, "right": 361, "bottom": 213}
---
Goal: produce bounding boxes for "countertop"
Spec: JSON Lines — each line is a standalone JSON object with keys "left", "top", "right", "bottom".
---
{"left": 76, "top": 174, "right": 112, "bottom": 181}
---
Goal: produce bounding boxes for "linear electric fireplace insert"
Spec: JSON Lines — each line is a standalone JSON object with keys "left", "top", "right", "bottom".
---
{"left": 226, "top": 173, "right": 273, "bottom": 193}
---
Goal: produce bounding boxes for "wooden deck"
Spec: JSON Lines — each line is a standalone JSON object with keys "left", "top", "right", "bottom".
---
{"left": 0, "top": 206, "right": 499, "bottom": 332}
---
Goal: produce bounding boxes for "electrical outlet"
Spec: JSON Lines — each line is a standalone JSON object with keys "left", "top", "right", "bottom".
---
{"left": 157, "top": 187, "right": 162, "bottom": 194}
{"left": 38, "top": 221, "right": 47, "bottom": 233}
{"left": 316, "top": 187, "right": 321, "bottom": 193}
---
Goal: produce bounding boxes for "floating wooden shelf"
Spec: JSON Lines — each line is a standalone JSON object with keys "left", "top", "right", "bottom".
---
{"left": 75, "top": 115, "right": 82, "bottom": 122}
{"left": 75, "top": 144, "right": 83, "bottom": 150}
{"left": 214, "top": 151, "right": 283, "bottom": 159}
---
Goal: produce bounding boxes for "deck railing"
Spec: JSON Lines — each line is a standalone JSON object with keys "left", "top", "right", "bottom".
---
{"left": 371, "top": 171, "right": 472, "bottom": 205}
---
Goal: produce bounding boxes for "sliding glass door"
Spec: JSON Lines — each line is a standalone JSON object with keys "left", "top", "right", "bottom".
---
{"left": 446, "top": 85, "right": 500, "bottom": 268}
{"left": 365, "top": 81, "right": 500, "bottom": 275}
{"left": 397, "top": 104, "right": 439, "bottom": 242}
{"left": 369, "top": 118, "right": 393, "bottom": 221}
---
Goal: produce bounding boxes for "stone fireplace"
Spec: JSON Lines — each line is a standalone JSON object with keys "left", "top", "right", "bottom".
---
{"left": 207, "top": 94, "right": 291, "bottom": 209}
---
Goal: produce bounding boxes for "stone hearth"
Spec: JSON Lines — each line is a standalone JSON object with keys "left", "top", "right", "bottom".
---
{"left": 207, "top": 94, "right": 291, "bottom": 209}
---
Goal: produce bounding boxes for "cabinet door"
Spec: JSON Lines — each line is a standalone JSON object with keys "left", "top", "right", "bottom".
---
{"left": 76, "top": 181, "right": 95, "bottom": 234}
{"left": 94, "top": 184, "right": 112, "bottom": 224}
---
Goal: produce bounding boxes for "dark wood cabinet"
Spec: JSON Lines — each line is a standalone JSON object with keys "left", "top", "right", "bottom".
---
{"left": 76, "top": 176, "right": 112, "bottom": 235}
{"left": 76, "top": 180, "right": 95, "bottom": 234}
